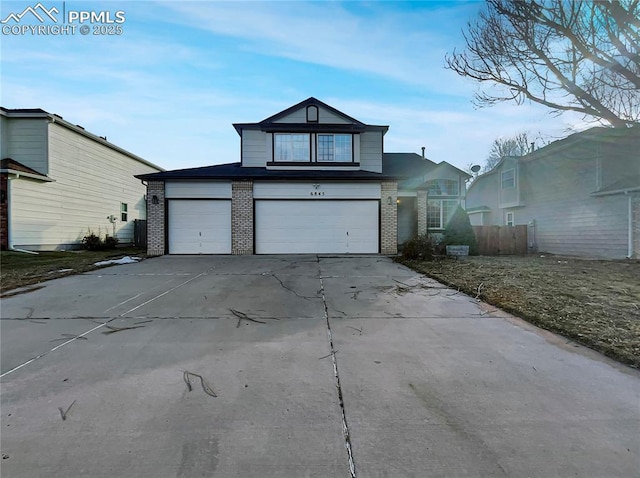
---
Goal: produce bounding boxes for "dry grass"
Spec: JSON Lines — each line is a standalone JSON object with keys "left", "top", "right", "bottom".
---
{"left": 0, "top": 248, "right": 145, "bottom": 294}
{"left": 400, "top": 255, "right": 640, "bottom": 369}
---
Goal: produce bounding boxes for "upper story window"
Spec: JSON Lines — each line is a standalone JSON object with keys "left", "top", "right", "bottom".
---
{"left": 425, "top": 179, "right": 459, "bottom": 196}
{"left": 501, "top": 168, "right": 515, "bottom": 189}
{"left": 317, "top": 134, "right": 352, "bottom": 162}
{"left": 274, "top": 134, "right": 310, "bottom": 162}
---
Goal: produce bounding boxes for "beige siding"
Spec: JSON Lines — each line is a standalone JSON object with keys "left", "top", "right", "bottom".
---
{"left": 10, "top": 122, "right": 159, "bottom": 249}
{"left": 274, "top": 106, "right": 351, "bottom": 124}
{"left": 242, "top": 130, "right": 268, "bottom": 167}
{"left": 359, "top": 131, "right": 383, "bottom": 173}
{"left": 3, "top": 117, "right": 49, "bottom": 174}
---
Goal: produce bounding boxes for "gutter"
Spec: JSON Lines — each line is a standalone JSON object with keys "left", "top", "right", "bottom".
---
{"left": 0, "top": 169, "right": 55, "bottom": 182}
{"left": 5, "top": 177, "right": 38, "bottom": 254}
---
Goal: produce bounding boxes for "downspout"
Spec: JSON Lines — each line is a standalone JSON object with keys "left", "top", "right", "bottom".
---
{"left": 627, "top": 193, "right": 633, "bottom": 259}
{"left": 7, "top": 175, "right": 38, "bottom": 255}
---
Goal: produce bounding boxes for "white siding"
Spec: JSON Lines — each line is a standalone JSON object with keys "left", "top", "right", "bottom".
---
{"left": 10, "top": 122, "right": 160, "bottom": 250}
{"left": 165, "top": 181, "right": 231, "bottom": 199}
{"left": 274, "top": 106, "right": 351, "bottom": 124}
{"left": 253, "top": 181, "right": 381, "bottom": 199}
{"left": 359, "top": 131, "right": 383, "bottom": 173}
{"left": 242, "top": 129, "right": 268, "bottom": 167}
{"left": 3, "top": 117, "right": 49, "bottom": 174}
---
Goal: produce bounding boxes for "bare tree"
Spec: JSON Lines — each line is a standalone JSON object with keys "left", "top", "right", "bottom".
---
{"left": 485, "top": 132, "right": 532, "bottom": 171}
{"left": 445, "top": 0, "right": 640, "bottom": 127}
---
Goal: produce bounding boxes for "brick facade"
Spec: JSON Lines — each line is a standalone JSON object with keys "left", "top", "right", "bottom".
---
{"left": 380, "top": 180, "right": 398, "bottom": 255}
{"left": 416, "top": 190, "right": 427, "bottom": 236}
{"left": 0, "top": 175, "right": 8, "bottom": 250}
{"left": 633, "top": 196, "right": 640, "bottom": 259}
{"left": 232, "top": 180, "right": 254, "bottom": 254}
{"left": 146, "top": 181, "right": 165, "bottom": 256}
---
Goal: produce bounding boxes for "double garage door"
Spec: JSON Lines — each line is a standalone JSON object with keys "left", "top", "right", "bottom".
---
{"left": 255, "top": 200, "right": 378, "bottom": 254}
{"left": 167, "top": 199, "right": 378, "bottom": 254}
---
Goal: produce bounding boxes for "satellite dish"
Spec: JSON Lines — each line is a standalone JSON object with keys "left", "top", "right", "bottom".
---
{"left": 471, "top": 165, "right": 481, "bottom": 173}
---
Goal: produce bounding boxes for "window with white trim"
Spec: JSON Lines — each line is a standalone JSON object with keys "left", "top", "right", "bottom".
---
{"left": 274, "top": 134, "right": 310, "bottom": 162}
{"left": 425, "top": 179, "right": 459, "bottom": 196}
{"left": 317, "top": 134, "right": 352, "bottom": 162}
{"left": 120, "top": 202, "right": 128, "bottom": 222}
{"left": 505, "top": 211, "right": 514, "bottom": 226}
{"left": 427, "top": 199, "right": 458, "bottom": 229}
{"left": 501, "top": 168, "right": 515, "bottom": 189}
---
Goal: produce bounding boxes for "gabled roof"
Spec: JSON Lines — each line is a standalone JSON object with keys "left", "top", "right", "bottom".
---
{"left": 0, "top": 158, "right": 53, "bottom": 181}
{"left": 383, "top": 153, "right": 471, "bottom": 190}
{"left": 233, "top": 97, "right": 389, "bottom": 135}
{"left": 260, "top": 97, "right": 365, "bottom": 125}
{"left": 1, "top": 107, "right": 164, "bottom": 172}
{"left": 136, "top": 162, "right": 393, "bottom": 181}
{"left": 468, "top": 125, "right": 640, "bottom": 193}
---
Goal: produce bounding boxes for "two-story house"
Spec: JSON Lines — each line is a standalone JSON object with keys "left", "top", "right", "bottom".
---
{"left": 137, "top": 98, "right": 473, "bottom": 256}
{"left": 0, "top": 107, "right": 163, "bottom": 251}
{"left": 137, "top": 98, "right": 398, "bottom": 255}
{"left": 466, "top": 126, "right": 640, "bottom": 259}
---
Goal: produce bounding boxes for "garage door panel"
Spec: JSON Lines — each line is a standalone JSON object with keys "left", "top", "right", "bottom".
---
{"left": 256, "top": 200, "right": 378, "bottom": 254}
{"left": 169, "top": 200, "right": 231, "bottom": 254}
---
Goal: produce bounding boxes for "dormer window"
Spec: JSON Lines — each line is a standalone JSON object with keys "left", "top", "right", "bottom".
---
{"left": 274, "top": 134, "right": 310, "bottom": 161}
{"left": 306, "top": 105, "right": 319, "bottom": 123}
{"left": 317, "top": 134, "right": 352, "bottom": 162}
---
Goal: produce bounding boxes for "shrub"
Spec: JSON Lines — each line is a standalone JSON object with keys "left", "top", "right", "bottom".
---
{"left": 82, "top": 232, "right": 104, "bottom": 251}
{"left": 81, "top": 231, "right": 119, "bottom": 251}
{"left": 104, "top": 235, "right": 119, "bottom": 249}
{"left": 442, "top": 206, "right": 479, "bottom": 255}
{"left": 402, "top": 234, "right": 435, "bottom": 260}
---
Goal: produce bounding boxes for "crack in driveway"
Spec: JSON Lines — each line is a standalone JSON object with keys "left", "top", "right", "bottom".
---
{"left": 317, "top": 256, "right": 357, "bottom": 478}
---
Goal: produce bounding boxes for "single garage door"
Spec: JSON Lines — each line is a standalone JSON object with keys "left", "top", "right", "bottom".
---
{"left": 168, "top": 200, "right": 231, "bottom": 254}
{"left": 255, "top": 200, "right": 379, "bottom": 254}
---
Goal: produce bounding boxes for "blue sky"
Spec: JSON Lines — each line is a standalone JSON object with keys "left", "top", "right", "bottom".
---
{"left": 1, "top": 0, "right": 587, "bottom": 171}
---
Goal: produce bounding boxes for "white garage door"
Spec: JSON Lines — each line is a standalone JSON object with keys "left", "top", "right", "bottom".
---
{"left": 255, "top": 200, "right": 379, "bottom": 254}
{"left": 168, "top": 200, "right": 231, "bottom": 254}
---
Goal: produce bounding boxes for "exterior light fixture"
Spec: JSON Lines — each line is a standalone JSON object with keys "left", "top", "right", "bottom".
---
{"left": 152, "top": 195, "right": 159, "bottom": 205}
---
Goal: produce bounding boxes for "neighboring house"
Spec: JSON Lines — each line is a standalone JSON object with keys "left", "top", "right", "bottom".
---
{"left": 383, "top": 152, "right": 471, "bottom": 245}
{"left": 466, "top": 126, "right": 640, "bottom": 259}
{"left": 0, "top": 107, "right": 163, "bottom": 251}
{"left": 137, "top": 97, "right": 469, "bottom": 256}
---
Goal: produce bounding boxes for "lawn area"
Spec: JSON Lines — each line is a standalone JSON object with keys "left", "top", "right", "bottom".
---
{"left": 400, "top": 255, "right": 640, "bottom": 369}
{"left": 0, "top": 248, "right": 146, "bottom": 295}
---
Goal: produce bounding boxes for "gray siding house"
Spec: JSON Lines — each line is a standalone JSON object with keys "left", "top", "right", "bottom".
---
{"left": 0, "top": 108, "right": 163, "bottom": 251}
{"left": 138, "top": 98, "right": 398, "bottom": 255}
{"left": 466, "top": 126, "right": 640, "bottom": 259}
{"left": 137, "top": 98, "right": 472, "bottom": 256}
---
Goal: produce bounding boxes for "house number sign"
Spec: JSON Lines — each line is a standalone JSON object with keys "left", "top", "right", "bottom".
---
{"left": 310, "top": 183, "right": 325, "bottom": 196}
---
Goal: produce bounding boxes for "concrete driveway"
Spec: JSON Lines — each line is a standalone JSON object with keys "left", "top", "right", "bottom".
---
{"left": 1, "top": 255, "right": 638, "bottom": 477}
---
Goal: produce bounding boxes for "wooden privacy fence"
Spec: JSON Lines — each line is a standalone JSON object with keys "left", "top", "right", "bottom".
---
{"left": 472, "top": 225, "right": 527, "bottom": 255}
{"left": 133, "top": 219, "right": 147, "bottom": 248}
